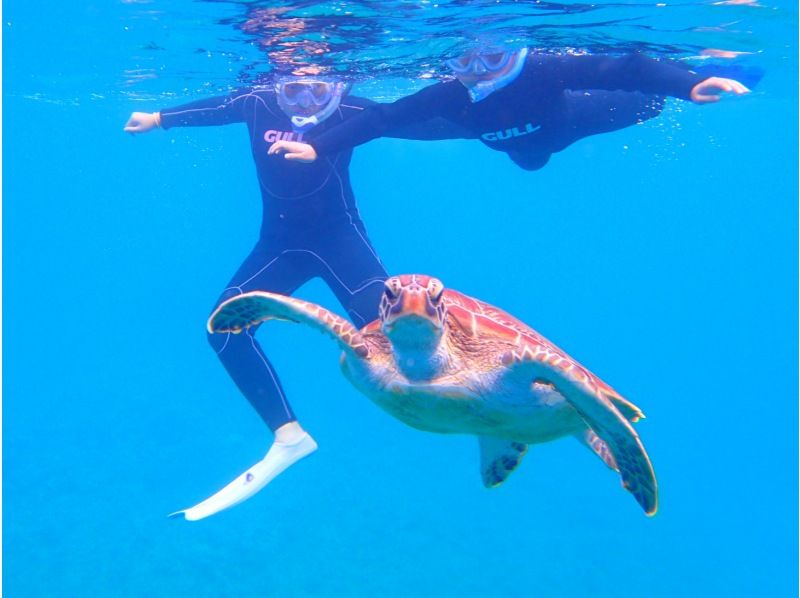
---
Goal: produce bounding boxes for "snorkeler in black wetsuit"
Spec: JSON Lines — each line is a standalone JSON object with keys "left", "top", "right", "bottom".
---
{"left": 123, "top": 79, "right": 466, "bottom": 520}
{"left": 267, "top": 49, "right": 752, "bottom": 170}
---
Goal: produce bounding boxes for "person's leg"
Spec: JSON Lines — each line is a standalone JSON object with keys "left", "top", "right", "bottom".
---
{"left": 175, "top": 241, "right": 318, "bottom": 521}
{"left": 208, "top": 243, "right": 306, "bottom": 431}
{"left": 309, "top": 220, "right": 389, "bottom": 327}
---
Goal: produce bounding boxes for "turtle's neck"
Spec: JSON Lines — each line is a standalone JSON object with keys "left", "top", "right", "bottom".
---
{"left": 394, "top": 344, "right": 449, "bottom": 382}
{"left": 386, "top": 320, "right": 447, "bottom": 382}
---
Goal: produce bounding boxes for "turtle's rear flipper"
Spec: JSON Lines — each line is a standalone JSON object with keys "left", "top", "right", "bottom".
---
{"left": 208, "top": 291, "right": 369, "bottom": 358}
{"left": 478, "top": 437, "right": 529, "bottom": 488}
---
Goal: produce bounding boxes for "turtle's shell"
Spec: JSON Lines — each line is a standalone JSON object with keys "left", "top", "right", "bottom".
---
{"left": 361, "top": 287, "right": 627, "bottom": 408}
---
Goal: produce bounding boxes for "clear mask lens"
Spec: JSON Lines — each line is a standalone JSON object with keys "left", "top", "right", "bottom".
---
{"left": 446, "top": 51, "right": 513, "bottom": 75}
{"left": 480, "top": 52, "right": 511, "bottom": 71}
{"left": 278, "top": 81, "right": 333, "bottom": 106}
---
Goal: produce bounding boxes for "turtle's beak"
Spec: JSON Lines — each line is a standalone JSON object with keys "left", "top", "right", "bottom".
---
{"left": 402, "top": 289, "right": 435, "bottom": 318}
{"left": 382, "top": 287, "right": 444, "bottom": 346}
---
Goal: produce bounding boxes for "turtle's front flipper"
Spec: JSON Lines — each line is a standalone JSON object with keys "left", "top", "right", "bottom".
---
{"left": 501, "top": 345, "right": 658, "bottom": 516}
{"left": 478, "top": 437, "right": 529, "bottom": 488}
{"left": 208, "top": 291, "right": 369, "bottom": 358}
{"left": 575, "top": 430, "right": 619, "bottom": 472}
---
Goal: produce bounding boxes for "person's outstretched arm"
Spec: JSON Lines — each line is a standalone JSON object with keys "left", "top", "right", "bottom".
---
{"left": 341, "top": 96, "right": 474, "bottom": 141}
{"left": 537, "top": 53, "right": 750, "bottom": 103}
{"left": 268, "top": 81, "right": 463, "bottom": 163}
{"left": 122, "top": 89, "right": 254, "bottom": 134}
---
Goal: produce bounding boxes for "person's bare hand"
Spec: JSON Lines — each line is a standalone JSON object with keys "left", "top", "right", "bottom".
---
{"left": 690, "top": 77, "right": 750, "bottom": 103}
{"left": 123, "top": 112, "right": 161, "bottom": 133}
{"left": 268, "top": 141, "right": 318, "bottom": 162}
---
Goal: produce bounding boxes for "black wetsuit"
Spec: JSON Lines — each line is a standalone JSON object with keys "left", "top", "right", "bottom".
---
{"left": 310, "top": 53, "right": 708, "bottom": 170}
{"left": 160, "top": 90, "right": 465, "bottom": 430}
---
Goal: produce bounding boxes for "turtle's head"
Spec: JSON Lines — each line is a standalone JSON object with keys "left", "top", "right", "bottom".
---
{"left": 379, "top": 275, "right": 446, "bottom": 352}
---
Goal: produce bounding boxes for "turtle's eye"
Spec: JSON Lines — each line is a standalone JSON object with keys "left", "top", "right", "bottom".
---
{"left": 427, "top": 279, "right": 444, "bottom": 303}
{"left": 384, "top": 279, "right": 401, "bottom": 300}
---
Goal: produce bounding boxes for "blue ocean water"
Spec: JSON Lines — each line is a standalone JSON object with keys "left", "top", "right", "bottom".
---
{"left": 3, "top": 1, "right": 798, "bottom": 596}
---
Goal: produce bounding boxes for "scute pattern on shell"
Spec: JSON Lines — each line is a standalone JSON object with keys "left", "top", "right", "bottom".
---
{"left": 443, "top": 289, "right": 626, "bottom": 401}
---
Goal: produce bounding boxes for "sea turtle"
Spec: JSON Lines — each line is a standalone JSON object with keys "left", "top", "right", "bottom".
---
{"left": 208, "top": 274, "right": 657, "bottom": 515}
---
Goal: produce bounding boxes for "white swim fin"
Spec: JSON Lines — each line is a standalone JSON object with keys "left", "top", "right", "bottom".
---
{"left": 169, "top": 433, "right": 318, "bottom": 521}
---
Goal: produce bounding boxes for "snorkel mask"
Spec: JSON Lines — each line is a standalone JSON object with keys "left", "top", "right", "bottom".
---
{"left": 446, "top": 47, "right": 528, "bottom": 102}
{"left": 275, "top": 78, "right": 348, "bottom": 132}
{"left": 446, "top": 51, "right": 514, "bottom": 75}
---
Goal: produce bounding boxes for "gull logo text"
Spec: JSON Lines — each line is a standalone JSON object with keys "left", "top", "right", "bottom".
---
{"left": 481, "top": 123, "right": 541, "bottom": 142}
{"left": 264, "top": 130, "right": 304, "bottom": 143}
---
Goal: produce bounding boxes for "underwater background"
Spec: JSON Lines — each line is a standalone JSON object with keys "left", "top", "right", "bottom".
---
{"left": 3, "top": 1, "right": 798, "bottom": 596}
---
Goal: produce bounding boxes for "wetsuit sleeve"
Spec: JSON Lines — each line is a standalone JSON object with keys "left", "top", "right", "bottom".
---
{"left": 311, "top": 82, "right": 463, "bottom": 156}
{"left": 159, "top": 90, "right": 254, "bottom": 129}
{"left": 340, "top": 94, "right": 473, "bottom": 141}
{"left": 532, "top": 54, "right": 708, "bottom": 100}
{"left": 383, "top": 117, "right": 474, "bottom": 141}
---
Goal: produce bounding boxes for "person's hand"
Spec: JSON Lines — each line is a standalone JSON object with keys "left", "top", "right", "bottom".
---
{"left": 690, "top": 77, "right": 750, "bottom": 103}
{"left": 268, "top": 141, "right": 318, "bottom": 162}
{"left": 123, "top": 112, "right": 161, "bottom": 134}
